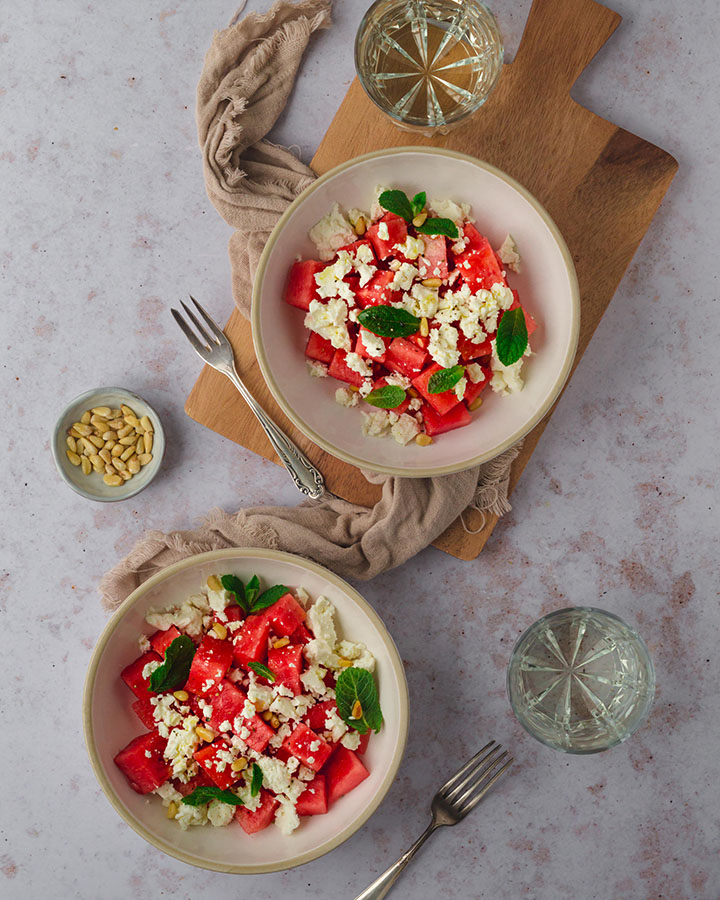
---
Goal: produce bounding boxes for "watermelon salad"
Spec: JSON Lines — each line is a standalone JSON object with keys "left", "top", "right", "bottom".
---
{"left": 284, "top": 186, "right": 538, "bottom": 445}
{"left": 113, "top": 574, "right": 382, "bottom": 835}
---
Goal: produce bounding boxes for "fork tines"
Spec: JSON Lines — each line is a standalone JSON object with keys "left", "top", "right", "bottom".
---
{"left": 441, "top": 741, "right": 513, "bottom": 814}
{"left": 171, "top": 295, "right": 228, "bottom": 358}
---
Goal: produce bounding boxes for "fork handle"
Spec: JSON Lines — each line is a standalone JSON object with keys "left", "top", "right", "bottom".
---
{"left": 224, "top": 368, "right": 325, "bottom": 500}
{"left": 353, "top": 822, "right": 439, "bottom": 900}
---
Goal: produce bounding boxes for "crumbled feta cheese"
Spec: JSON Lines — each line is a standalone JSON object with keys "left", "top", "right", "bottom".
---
{"left": 304, "top": 298, "right": 351, "bottom": 351}
{"left": 146, "top": 593, "right": 211, "bottom": 637}
{"left": 270, "top": 695, "right": 296, "bottom": 722}
{"left": 275, "top": 796, "right": 301, "bottom": 835}
{"left": 394, "top": 235, "right": 425, "bottom": 260}
{"left": 377, "top": 221, "right": 389, "bottom": 241}
{"left": 241, "top": 699, "right": 256, "bottom": 720}
{"left": 389, "top": 261, "right": 419, "bottom": 291}
{"left": 371, "top": 184, "right": 391, "bottom": 220}
{"left": 345, "top": 352, "right": 373, "bottom": 378}
{"left": 350, "top": 243, "right": 377, "bottom": 286}
{"left": 145, "top": 750, "right": 152, "bottom": 758}
{"left": 138, "top": 634, "right": 151, "bottom": 653}
{"left": 219, "top": 719, "right": 232, "bottom": 732}
{"left": 272, "top": 681, "right": 294, "bottom": 699}
{"left": 391, "top": 413, "right": 420, "bottom": 445}
{"left": 452, "top": 235, "right": 469, "bottom": 254}
{"left": 341, "top": 731, "right": 361, "bottom": 750}
{"left": 490, "top": 340, "right": 525, "bottom": 395}
{"left": 164, "top": 716, "right": 200, "bottom": 781}
{"left": 300, "top": 664, "right": 329, "bottom": 697}
{"left": 314, "top": 254, "right": 356, "bottom": 305}
{"left": 324, "top": 708, "right": 348, "bottom": 743}
{"left": 454, "top": 376, "right": 467, "bottom": 401}
{"left": 429, "top": 197, "right": 472, "bottom": 224}
{"left": 297, "top": 765, "right": 315, "bottom": 782}
{"left": 154, "top": 782, "right": 183, "bottom": 806}
{"left": 306, "top": 360, "right": 329, "bottom": 378}
{"left": 402, "top": 282, "right": 439, "bottom": 318}
{"left": 304, "top": 597, "right": 340, "bottom": 668}
{"left": 335, "top": 387, "right": 359, "bottom": 408}
{"left": 258, "top": 757, "right": 292, "bottom": 795}
{"left": 198, "top": 698, "right": 214, "bottom": 719}
{"left": 268, "top": 722, "right": 293, "bottom": 750}
{"left": 295, "top": 586, "right": 310, "bottom": 606}
{"left": 142, "top": 659, "right": 162, "bottom": 680}
{"left": 292, "top": 693, "right": 314, "bottom": 718}
{"left": 384, "top": 372, "right": 410, "bottom": 389}
{"left": 207, "top": 799, "right": 235, "bottom": 827}
{"left": 347, "top": 207, "right": 370, "bottom": 229}
{"left": 151, "top": 694, "right": 187, "bottom": 738}
{"left": 497, "top": 233, "right": 521, "bottom": 273}
{"left": 408, "top": 397, "right": 422, "bottom": 411}
{"left": 247, "top": 679, "right": 274, "bottom": 711}
{"left": 428, "top": 323, "right": 460, "bottom": 368}
{"left": 206, "top": 587, "right": 234, "bottom": 622}
{"left": 309, "top": 202, "right": 355, "bottom": 260}
{"left": 361, "top": 409, "right": 393, "bottom": 438}
{"left": 358, "top": 379, "right": 374, "bottom": 398}
{"left": 360, "top": 329, "right": 386, "bottom": 359}
{"left": 286, "top": 756, "right": 300, "bottom": 774}
{"left": 336, "top": 639, "right": 376, "bottom": 673}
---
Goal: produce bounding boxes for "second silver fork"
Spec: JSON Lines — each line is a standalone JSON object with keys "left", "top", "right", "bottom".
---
{"left": 171, "top": 296, "right": 325, "bottom": 499}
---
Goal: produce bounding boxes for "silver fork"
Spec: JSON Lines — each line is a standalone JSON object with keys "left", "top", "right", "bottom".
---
{"left": 171, "top": 296, "right": 325, "bottom": 499}
{"left": 353, "top": 741, "right": 513, "bottom": 900}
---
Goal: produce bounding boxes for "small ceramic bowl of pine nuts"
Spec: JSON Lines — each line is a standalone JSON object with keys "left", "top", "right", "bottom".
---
{"left": 52, "top": 387, "right": 165, "bottom": 502}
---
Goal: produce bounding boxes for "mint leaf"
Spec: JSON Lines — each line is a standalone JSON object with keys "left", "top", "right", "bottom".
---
{"left": 248, "top": 661, "right": 276, "bottom": 683}
{"left": 335, "top": 667, "right": 383, "bottom": 735}
{"left": 251, "top": 584, "right": 288, "bottom": 613}
{"left": 148, "top": 635, "right": 195, "bottom": 693}
{"left": 415, "top": 217, "right": 458, "bottom": 239}
{"left": 495, "top": 307, "right": 528, "bottom": 366}
{"left": 181, "top": 786, "right": 244, "bottom": 807}
{"left": 378, "top": 189, "right": 413, "bottom": 222}
{"left": 250, "top": 763, "right": 263, "bottom": 797}
{"left": 428, "top": 365, "right": 465, "bottom": 394}
{"left": 410, "top": 191, "right": 426, "bottom": 216}
{"left": 357, "top": 305, "right": 421, "bottom": 338}
{"left": 220, "top": 574, "right": 248, "bottom": 613}
{"left": 245, "top": 575, "right": 260, "bottom": 609}
{"left": 365, "top": 385, "right": 407, "bottom": 409}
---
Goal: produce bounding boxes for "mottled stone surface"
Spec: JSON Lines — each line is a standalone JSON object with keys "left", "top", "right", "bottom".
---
{"left": 1, "top": 1, "right": 718, "bottom": 898}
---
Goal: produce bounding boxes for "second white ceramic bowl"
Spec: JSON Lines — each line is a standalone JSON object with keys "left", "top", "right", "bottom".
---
{"left": 252, "top": 147, "right": 580, "bottom": 477}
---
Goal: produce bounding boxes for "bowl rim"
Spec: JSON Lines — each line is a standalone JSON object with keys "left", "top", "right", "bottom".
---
{"left": 251, "top": 145, "right": 581, "bottom": 478}
{"left": 82, "top": 547, "right": 410, "bottom": 874}
{"left": 51, "top": 386, "right": 165, "bottom": 503}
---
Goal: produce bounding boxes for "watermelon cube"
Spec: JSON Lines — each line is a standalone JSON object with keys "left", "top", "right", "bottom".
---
{"left": 337, "top": 238, "right": 376, "bottom": 261}
{"left": 357, "top": 732, "right": 370, "bottom": 756}
{"left": 457, "top": 333, "right": 493, "bottom": 361}
{"left": 295, "top": 774, "right": 328, "bottom": 816}
{"left": 267, "top": 643, "right": 304, "bottom": 695}
{"left": 305, "top": 699, "right": 337, "bottom": 733}
{"left": 384, "top": 338, "right": 426, "bottom": 377}
{"left": 172, "top": 769, "right": 214, "bottom": 797}
{"left": 464, "top": 367, "right": 491, "bottom": 405}
{"left": 305, "top": 332, "right": 335, "bottom": 365}
{"left": 328, "top": 349, "right": 368, "bottom": 387}
{"left": 455, "top": 225, "right": 506, "bottom": 291}
{"left": 422, "top": 402, "right": 472, "bottom": 437}
{"left": 354, "top": 270, "right": 400, "bottom": 308}
{"left": 120, "top": 650, "right": 161, "bottom": 699}
{"left": 243, "top": 714, "right": 275, "bottom": 753}
{"left": 194, "top": 740, "right": 240, "bottom": 791}
{"left": 325, "top": 746, "right": 370, "bottom": 805}
{"left": 284, "top": 723, "right": 333, "bottom": 772}
{"left": 185, "top": 635, "right": 233, "bottom": 696}
{"left": 290, "top": 623, "right": 313, "bottom": 645}
{"left": 149, "top": 626, "right": 181, "bottom": 657}
{"left": 264, "top": 592, "right": 306, "bottom": 637}
{"left": 367, "top": 212, "right": 408, "bottom": 260}
{"left": 284, "top": 260, "right": 326, "bottom": 311}
{"left": 355, "top": 329, "right": 389, "bottom": 363}
{"left": 114, "top": 732, "right": 169, "bottom": 794}
{"left": 222, "top": 606, "right": 244, "bottom": 624}
{"left": 235, "top": 789, "right": 279, "bottom": 835}
{"left": 418, "top": 234, "right": 448, "bottom": 280}
{"left": 132, "top": 696, "right": 157, "bottom": 730}
{"left": 412, "top": 363, "right": 462, "bottom": 416}
{"left": 208, "top": 679, "right": 247, "bottom": 732}
{"left": 508, "top": 290, "right": 538, "bottom": 336}
{"left": 232, "top": 614, "right": 271, "bottom": 667}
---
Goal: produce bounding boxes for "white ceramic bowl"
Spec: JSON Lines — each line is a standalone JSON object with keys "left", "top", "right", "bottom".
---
{"left": 52, "top": 387, "right": 165, "bottom": 502}
{"left": 83, "top": 549, "right": 409, "bottom": 873}
{"left": 252, "top": 147, "right": 580, "bottom": 477}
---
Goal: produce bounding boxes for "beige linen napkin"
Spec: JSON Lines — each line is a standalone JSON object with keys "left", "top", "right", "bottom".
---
{"left": 100, "top": 0, "right": 521, "bottom": 610}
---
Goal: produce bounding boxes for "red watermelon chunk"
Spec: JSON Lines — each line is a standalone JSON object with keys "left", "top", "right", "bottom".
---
{"left": 194, "top": 740, "right": 240, "bottom": 791}
{"left": 120, "top": 650, "right": 161, "bottom": 700}
{"left": 185, "top": 635, "right": 233, "bottom": 696}
{"left": 305, "top": 332, "right": 335, "bottom": 365}
{"left": 132, "top": 696, "right": 157, "bottom": 730}
{"left": 290, "top": 623, "right": 313, "bottom": 645}
{"left": 114, "top": 731, "right": 169, "bottom": 794}
{"left": 264, "top": 592, "right": 306, "bottom": 637}
{"left": 464, "top": 366, "right": 492, "bottom": 405}
{"left": 232, "top": 614, "right": 271, "bottom": 667}
{"left": 356, "top": 732, "right": 370, "bottom": 756}
{"left": 337, "top": 238, "right": 376, "bottom": 261}
{"left": 267, "top": 644, "right": 304, "bottom": 695}
{"left": 284, "top": 723, "right": 333, "bottom": 772}
{"left": 418, "top": 235, "right": 448, "bottom": 280}
{"left": 208, "top": 679, "right": 247, "bottom": 733}
{"left": 457, "top": 333, "right": 493, "bottom": 361}
{"left": 150, "top": 626, "right": 181, "bottom": 657}
{"left": 295, "top": 774, "right": 328, "bottom": 816}
{"left": 508, "top": 290, "right": 538, "bottom": 336}
{"left": 235, "top": 789, "right": 279, "bottom": 834}
{"left": 243, "top": 714, "right": 275, "bottom": 753}
{"left": 284, "top": 260, "right": 326, "bottom": 311}
{"left": 354, "top": 270, "right": 400, "bottom": 308}
{"left": 172, "top": 769, "right": 213, "bottom": 797}
{"left": 455, "top": 225, "right": 506, "bottom": 291}
{"left": 412, "top": 363, "right": 462, "bottom": 416}
{"left": 384, "top": 337, "right": 427, "bottom": 377}
{"left": 328, "top": 349, "right": 368, "bottom": 387}
{"left": 305, "top": 699, "right": 337, "bottom": 732}
{"left": 222, "top": 606, "right": 244, "bottom": 624}
{"left": 325, "top": 746, "right": 370, "bottom": 805}
{"left": 367, "top": 212, "right": 408, "bottom": 260}
{"left": 422, "top": 402, "right": 472, "bottom": 437}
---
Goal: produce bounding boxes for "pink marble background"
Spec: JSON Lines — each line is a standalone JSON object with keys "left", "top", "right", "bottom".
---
{"left": 1, "top": 1, "right": 718, "bottom": 898}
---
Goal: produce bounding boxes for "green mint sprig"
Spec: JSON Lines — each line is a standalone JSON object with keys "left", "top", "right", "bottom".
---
{"left": 248, "top": 661, "right": 276, "bottom": 683}
{"left": 356, "top": 305, "right": 421, "bottom": 338}
{"left": 428, "top": 365, "right": 465, "bottom": 395}
{"left": 365, "top": 385, "right": 407, "bottom": 409}
{"left": 181, "top": 786, "right": 244, "bottom": 807}
{"left": 495, "top": 307, "right": 528, "bottom": 366}
{"left": 250, "top": 763, "right": 263, "bottom": 798}
{"left": 220, "top": 574, "right": 288, "bottom": 615}
{"left": 335, "top": 667, "right": 384, "bottom": 735}
{"left": 148, "top": 635, "right": 195, "bottom": 693}
{"left": 410, "top": 191, "right": 426, "bottom": 216}
{"left": 415, "top": 217, "right": 458, "bottom": 239}
{"left": 378, "top": 189, "right": 414, "bottom": 222}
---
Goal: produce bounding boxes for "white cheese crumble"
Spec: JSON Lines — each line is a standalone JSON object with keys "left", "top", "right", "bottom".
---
{"left": 384, "top": 372, "right": 410, "bottom": 389}
{"left": 394, "top": 235, "right": 424, "bottom": 260}
{"left": 403, "top": 282, "right": 439, "bottom": 318}
{"left": 309, "top": 202, "right": 355, "bottom": 260}
{"left": 388, "top": 261, "right": 419, "bottom": 291}
{"left": 345, "top": 352, "right": 373, "bottom": 378}
{"left": 146, "top": 592, "right": 211, "bottom": 637}
{"left": 360, "top": 329, "right": 386, "bottom": 358}
{"left": 300, "top": 664, "right": 330, "bottom": 697}
{"left": 377, "top": 221, "right": 389, "bottom": 241}
{"left": 324, "top": 708, "right": 348, "bottom": 743}
{"left": 306, "top": 360, "right": 328, "bottom": 378}
{"left": 207, "top": 799, "right": 235, "bottom": 827}
{"left": 138, "top": 634, "right": 151, "bottom": 653}
{"left": 341, "top": 731, "right": 361, "bottom": 750}
{"left": 466, "top": 362, "right": 485, "bottom": 384}
{"left": 275, "top": 797, "right": 301, "bottom": 835}
{"left": 358, "top": 379, "right": 374, "bottom": 398}
{"left": 371, "top": 184, "right": 391, "bottom": 220}
{"left": 151, "top": 694, "right": 187, "bottom": 739}
{"left": 247, "top": 677, "right": 274, "bottom": 711}
{"left": 206, "top": 587, "right": 235, "bottom": 622}
{"left": 429, "top": 196, "right": 472, "bottom": 224}
{"left": 258, "top": 757, "right": 292, "bottom": 795}
{"left": 335, "top": 387, "right": 359, "bottom": 408}
{"left": 497, "top": 233, "right": 521, "bottom": 273}
{"left": 336, "top": 639, "right": 376, "bottom": 673}
{"left": 361, "top": 409, "right": 397, "bottom": 438}
{"left": 142, "top": 659, "right": 162, "bottom": 680}
{"left": 454, "top": 376, "right": 467, "bottom": 401}
{"left": 164, "top": 716, "right": 200, "bottom": 781}
{"left": 304, "top": 297, "right": 350, "bottom": 351}
{"left": 391, "top": 413, "right": 420, "bottom": 445}
{"left": 490, "top": 340, "right": 526, "bottom": 395}
{"left": 428, "top": 323, "right": 460, "bottom": 368}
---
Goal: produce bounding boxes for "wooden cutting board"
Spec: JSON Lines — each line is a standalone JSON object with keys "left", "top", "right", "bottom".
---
{"left": 186, "top": 0, "right": 677, "bottom": 560}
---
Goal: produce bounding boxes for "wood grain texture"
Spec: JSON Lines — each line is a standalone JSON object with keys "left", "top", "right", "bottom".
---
{"left": 185, "top": 0, "right": 678, "bottom": 560}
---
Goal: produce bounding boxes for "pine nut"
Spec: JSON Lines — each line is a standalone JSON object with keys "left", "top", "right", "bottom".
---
{"left": 80, "top": 437, "right": 95, "bottom": 455}
{"left": 91, "top": 406, "right": 111, "bottom": 417}
{"left": 104, "top": 440, "right": 116, "bottom": 451}
{"left": 136, "top": 436, "right": 145, "bottom": 455}
{"left": 354, "top": 216, "right": 366, "bottom": 236}
{"left": 253, "top": 700, "right": 268, "bottom": 713}
{"left": 111, "top": 457, "right": 127, "bottom": 471}
{"left": 140, "top": 415, "right": 153, "bottom": 433}
{"left": 420, "top": 317, "right": 429, "bottom": 337}
{"left": 212, "top": 622, "right": 228, "bottom": 640}
{"left": 468, "top": 397, "right": 483, "bottom": 412}
{"left": 120, "top": 404, "right": 136, "bottom": 417}
{"left": 66, "top": 449, "right": 81, "bottom": 466}
{"left": 117, "top": 424, "right": 134, "bottom": 439}
{"left": 89, "top": 454, "right": 103, "bottom": 468}
{"left": 336, "top": 657, "right": 354, "bottom": 667}
{"left": 412, "top": 211, "right": 428, "bottom": 227}
{"left": 68, "top": 426, "right": 82, "bottom": 439}
{"left": 261, "top": 710, "right": 273, "bottom": 722}
{"left": 407, "top": 387, "right": 419, "bottom": 398}
{"left": 81, "top": 456, "right": 91, "bottom": 475}
{"left": 173, "top": 690, "right": 189, "bottom": 702}
{"left": 90, "top": 414, "right": 108, "bottom": 428}
{"left": 102, "top": 430, "right": 116, "bottom": 442}
{"left": 349, "top": 385, "right": 359, "bottom": 392}
{"left": 99, "top": 448, "right": 111, "bottom": 464}
{"left": 138, "top": 453, "right": 153, "bottom": 466}
{"left": 269, "top": 714, "right": 280, "bottom": 729}
{"left": 111, "top": 443, "right": 124, "bottom": 457}
{"left": 109, "top": 408, "right": 122, "bottom": 418}
{"left": 118, "top": 435, "right": 136, "bottom": 446}
{"left": 351, "top": 700, "right": 363, "bottom": 719}
{"left": 421, "top": 278, "right": 442, "bottom": 288}
{"left": 231, "top": 758, "right": 248, "bottom": 772}
{"left": 207, "top": 575, "right": 222, "bottom": 592}
{"left": 120, "top": 469, "right": 132, "bottom": 481}
{"left": 109, "top": 418, "right": 125, "bottom": 429}
{"left": 128, "top": 457, "right": 140, "bottom": 474}
{"left": 124, "top": 415, "right": 140, "bottom": 429}
{"left": 120, "top": 445, "right": 135, "bottom": 461}
{"left": 143, "top": 432, "right": 153, "bottom": 454}
{"left": 73, "top": 422, "right": 92, "bottom": 436}
{"left": 104, "top": 464, "right": 114, "bottom": 475}
{"left": 272, "top": 637, "right": 290, "bottom": 649}
{"left": 415, "top": 433, "right": 433, "bottom": 446}
{"left": 195, "top": 726, "right": 215, "bottom": 743}
{"left": 88, "top": 434, "right": 105, "bottom": 449}
{"left": 80, "top": 411, "right": 91, "bottom": 425}
{"left": 166, "top": 801, "right": 178, "bottom": 819}
{"left": 66, "top": 435, "right": 77, "bottom": 452}
{"left": 103, "top": 474, "right": 123, "bottom": 486}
